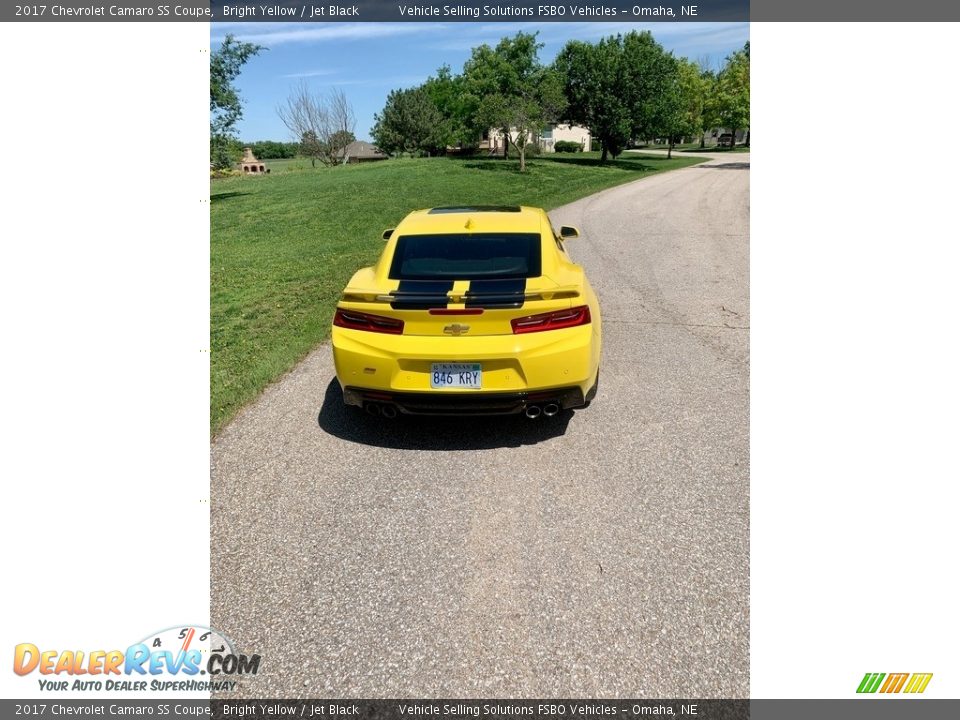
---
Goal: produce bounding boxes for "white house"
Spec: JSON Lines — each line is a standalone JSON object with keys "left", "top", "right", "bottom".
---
{"left": 539, "top": 123, "right": 592, "bottom": 152}
{"left": 481, "top": 124, "right": 592, "bottom": 154}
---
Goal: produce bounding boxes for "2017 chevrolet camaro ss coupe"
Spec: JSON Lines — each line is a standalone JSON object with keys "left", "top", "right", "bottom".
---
{"left": 331, "top": 205, "right": 601, "bottom": 418}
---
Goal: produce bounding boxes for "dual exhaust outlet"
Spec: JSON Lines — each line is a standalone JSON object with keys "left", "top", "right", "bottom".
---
{"left": 525, "top": 402, "right": 560, "bottom": 419}
{"left": 365, "top": 402, "right": 398, "bottom": 419}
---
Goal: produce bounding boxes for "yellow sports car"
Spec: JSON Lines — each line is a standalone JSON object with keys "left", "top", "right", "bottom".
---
{"left": 331, "top": 205, "right": 601, "bottom": 418}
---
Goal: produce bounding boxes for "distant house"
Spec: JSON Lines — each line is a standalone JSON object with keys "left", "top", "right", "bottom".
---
{"left": 480, "top": 124, "right": 592, "bottom": 154}
{"left": 339, "top": 141, "right": 388, "bottom": 164}
{"left": 538, "top": 124, "right": 591, "bottom": 152}
{"left": 703, "top": 127, "right": 749, "bottom": 146}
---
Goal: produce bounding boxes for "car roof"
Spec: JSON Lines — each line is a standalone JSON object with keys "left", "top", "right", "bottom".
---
{"left": 397, "top": 206, "right": 546, "bottom": 235}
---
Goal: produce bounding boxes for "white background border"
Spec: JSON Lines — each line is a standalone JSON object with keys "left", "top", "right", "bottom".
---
{"left": 0, "top": 22, "right": 210, "bottom": 698}
{"left": 751, "top": 21, "right": 958, "bottom": 698}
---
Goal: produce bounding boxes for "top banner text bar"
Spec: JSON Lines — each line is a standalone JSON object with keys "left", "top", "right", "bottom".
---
{"left": 7, "top": 1, "right": 749, "bottom": 22}
{"left": 7, "top": 0, "right": 960, "bottom": 22}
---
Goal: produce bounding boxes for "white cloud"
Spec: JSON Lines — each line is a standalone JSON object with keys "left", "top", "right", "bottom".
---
{"left": 280, "top": 68, "right": 338, "bottom": 78}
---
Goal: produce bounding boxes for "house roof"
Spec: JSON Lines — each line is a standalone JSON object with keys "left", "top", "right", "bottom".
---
{"left": 340, "top": 141, "right": 387, "bottom": 159}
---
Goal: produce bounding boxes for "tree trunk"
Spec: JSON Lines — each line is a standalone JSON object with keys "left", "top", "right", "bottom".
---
{"left": 699, "top": 132, "right": 705, "bottom": 149}
{"left": 667, "top": 138, "right": 674, "bottom": 159}
{"left": 519, "top": 146, "right": 526, "bottom": 172}
{"left": 600, "top": 144, "right": 608, "bottom": 163}
{"left": 730, "top": 128, "right": 736, "bottom": 148}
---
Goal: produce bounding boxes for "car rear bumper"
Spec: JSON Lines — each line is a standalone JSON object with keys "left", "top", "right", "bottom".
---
{"left": 332, "top": 324, "right": 599, "bottom": 409}
{"left": 342, "top": 386, "right": 588, "bottom": 415}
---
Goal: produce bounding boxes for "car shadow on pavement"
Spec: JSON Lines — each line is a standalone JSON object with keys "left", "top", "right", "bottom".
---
{"left": 697, "top": 162, "right": 750, "bottom": 170}
{"left": 317, "top": 378, "right": 573, "bottom": 450}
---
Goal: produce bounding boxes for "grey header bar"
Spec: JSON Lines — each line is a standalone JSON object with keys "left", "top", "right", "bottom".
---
{"left": 751, "top": 0, "right": 960, "bottom": 20}
{"left": 5, "top": 0, "right": 960, "bottom": 21}
{"left": 2, "top": 700, "right": 960, "bottom": 719}
{"left": 3, "top": 0, "right": 750, "bottom": 22}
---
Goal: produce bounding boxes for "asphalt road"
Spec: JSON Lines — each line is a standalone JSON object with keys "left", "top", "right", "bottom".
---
{"left": 211, "top": 151, "right": 750, "bottom": 697}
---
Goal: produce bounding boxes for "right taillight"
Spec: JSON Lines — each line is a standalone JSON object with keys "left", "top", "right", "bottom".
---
{"left": 333, "top": 308, "right": 404, "bottom": 334}
{"left": 511, "top": 305, "right": 591, "bottom": 334}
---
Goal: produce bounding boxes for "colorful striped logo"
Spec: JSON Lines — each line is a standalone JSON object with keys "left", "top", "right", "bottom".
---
{"left": 857, "top": 672, "right": 933, "bottom": 694}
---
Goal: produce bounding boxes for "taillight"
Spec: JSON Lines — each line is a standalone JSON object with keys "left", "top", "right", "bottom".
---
{"left": 333, "top": 308, "right": 404, "bottom": 334}
{"left": 511, "top": 305, "right": 591, "bottom": 334}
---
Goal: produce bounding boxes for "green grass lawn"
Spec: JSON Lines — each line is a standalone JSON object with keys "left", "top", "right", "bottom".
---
{"left": 211, "top": 152, "right": 706, "bottom": 434}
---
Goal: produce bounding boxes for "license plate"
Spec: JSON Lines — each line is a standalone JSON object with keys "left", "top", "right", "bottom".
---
{"left": 431, "top": 363, "right": 482, "bottom": 389}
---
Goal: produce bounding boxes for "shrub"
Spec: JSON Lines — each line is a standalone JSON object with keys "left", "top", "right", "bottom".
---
{"left": 508, "top": 142, "right": 541, "bottom": 159}
{"left": 211, "top": 135, "right": 243, "bottom": 170}
{"left": 554, "top": 140, "right": 583, "bottom": 153}
{"left": 445, "top": 145, "right": 481, "bottom": 158}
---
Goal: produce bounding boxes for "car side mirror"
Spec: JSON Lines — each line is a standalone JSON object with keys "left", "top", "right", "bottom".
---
{"left": 559, "top": 225, "right": 580, "bottom": 239}
{"left": 382, "top": 228, "right": 394, "bottom": 241}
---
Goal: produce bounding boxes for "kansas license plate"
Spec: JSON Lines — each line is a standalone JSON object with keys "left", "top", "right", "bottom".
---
{"left": 431, "top": 363, "right": 482, "bottom": 389}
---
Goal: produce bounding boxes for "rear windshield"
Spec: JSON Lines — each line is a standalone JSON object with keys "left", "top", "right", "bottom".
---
{"left": 388, "top": 233, "right": 541, "bottom": 280}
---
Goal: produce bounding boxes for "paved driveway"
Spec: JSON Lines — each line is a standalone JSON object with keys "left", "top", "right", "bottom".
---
{"left": 211, "top": 152, "right": 750, "bottom": 697}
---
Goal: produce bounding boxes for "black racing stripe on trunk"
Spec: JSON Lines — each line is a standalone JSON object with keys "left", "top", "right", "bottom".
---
{"left": 390, "top": 280, "right": 454, "bottom": 310}
{"left": 465, "top": 278, "right": 527, "bottom": 308}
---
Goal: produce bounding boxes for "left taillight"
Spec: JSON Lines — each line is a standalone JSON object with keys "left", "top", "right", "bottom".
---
{"left": 511, "top": 305, "right": 591, "bottom": 334}
{"left": 333, "top": 308, "right": 404, "bottom": 334}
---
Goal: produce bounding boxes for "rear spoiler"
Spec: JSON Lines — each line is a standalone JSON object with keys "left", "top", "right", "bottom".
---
{"left": 341, "top": 287, "right": 581, "bottom": 304}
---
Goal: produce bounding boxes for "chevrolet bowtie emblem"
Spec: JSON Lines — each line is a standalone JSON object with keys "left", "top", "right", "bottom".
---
{"left": 443, "top": 323, "right": 470, "bottom": 336}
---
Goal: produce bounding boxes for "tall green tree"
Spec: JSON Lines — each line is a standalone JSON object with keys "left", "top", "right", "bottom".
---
{"left": 210, "top": 34, "right": 263, "bottom": 169}
{"left": 422, "top": 65, "right": 475, "bottom": 150}
{"left": 655, "top": 54, "right": 720, "bottom": 158}
{"left": 713, "top": 42, "right": 750, "bottom": 147}
{"left": 676, "top": 57, "right": 711, "bottom": 151}
{"left": 695, "top": 62, "right": 717, "bottom": 148}
{"left": 462, "top": 32, "right": 566, "bottom": 172}
{"left": 554, "top": 37, "right": 632, "bottom": 162}
{"left": 656, "top": 54, "right": 688, "bottom": 159}
{"left": 621, "top": 31, "right": 678, "bottom": 146}
{"left": 371, "top": 87, "right": 447, "bottom": 157}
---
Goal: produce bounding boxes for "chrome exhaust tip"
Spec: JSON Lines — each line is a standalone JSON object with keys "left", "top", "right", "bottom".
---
{"left": 543, "top": 403, "right": 560, "bottom": 417}
{"left": 381, "top": 404, "right": 398, "bottom": 419}
{"left": 365, "top": 403, "right": 382, "bottom": 417}
{"left": 525, "top": 404, "right": 542, "bottom": 419}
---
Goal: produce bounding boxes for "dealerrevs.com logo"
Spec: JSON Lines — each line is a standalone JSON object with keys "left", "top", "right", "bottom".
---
{"left": 13, "top": 625, "right": 260, "bottom": 693}
{"left": 856, "top": 672, "right": 933, "bottom": 694}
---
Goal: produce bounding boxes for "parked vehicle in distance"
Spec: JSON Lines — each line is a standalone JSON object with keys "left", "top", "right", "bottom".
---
{"left": 331, "top": 205, "right": 602, "bottom": 418}
{"left": 717, "top": 133, "right": 734, "bottom": 147}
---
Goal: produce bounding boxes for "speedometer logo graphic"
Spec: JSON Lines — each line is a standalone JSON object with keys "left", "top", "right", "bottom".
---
{"left": 138, "top": 625, "right": 237, "bottom": 675}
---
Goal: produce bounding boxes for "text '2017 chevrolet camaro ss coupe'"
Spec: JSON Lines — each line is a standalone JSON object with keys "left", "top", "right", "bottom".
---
{"left": 332, "top": 205, "right": 601, "bottom": 418}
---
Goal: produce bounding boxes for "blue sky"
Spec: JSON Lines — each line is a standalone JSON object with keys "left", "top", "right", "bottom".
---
{"left": 211, "top": 22, "right": 750, "bottom": 143}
